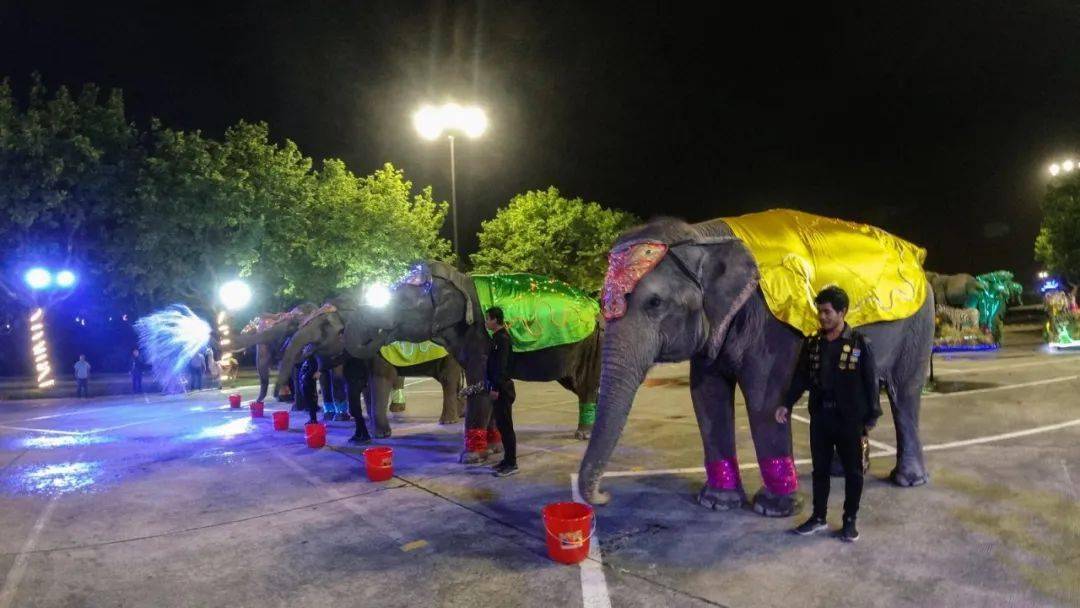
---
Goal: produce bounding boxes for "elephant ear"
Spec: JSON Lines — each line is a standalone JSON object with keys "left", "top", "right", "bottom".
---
{"left": 667, "top": 237, "right": 760, "bottom": 360}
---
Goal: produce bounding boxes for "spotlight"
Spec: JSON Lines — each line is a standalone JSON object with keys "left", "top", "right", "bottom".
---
{"left": 24, "top": 268, "right": 52, "bottom": 290}
{"left": 56, "top": 270, "right": 77, "bottom": 288}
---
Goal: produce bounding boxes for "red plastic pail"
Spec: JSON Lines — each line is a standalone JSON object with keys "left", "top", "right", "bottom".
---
{"left": 272, "top": 411, "right": 289, "bottom": 431}
{"left": 250, "top": 401, "right": 264, "bottom": 418}
{"left": 304, "top": 422, "right": 326, "bottom": 448}
{"left": 542, "top": 502, "right": 594, "bottom": 564}
{"left": 228, "top": 393, "right": 242, "bottom": 408}
{"left": 364, "top": 446, "right": 394, "bottom": 481}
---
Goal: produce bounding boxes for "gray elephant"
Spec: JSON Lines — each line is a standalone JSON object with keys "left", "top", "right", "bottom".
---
{"left": 925, "top": 271, "right": 982, "bottom": 309}
{"left": 277, "top": 301, "right": 465, "bottom": 442}
{"left": 231, "top": 303, "right": 318, "bottom": 403}
{"left": 578, "top": 211, "right": 933, "bottom": 517}
{"left": 388, "top": 262, "right": 603, "bottom": 463}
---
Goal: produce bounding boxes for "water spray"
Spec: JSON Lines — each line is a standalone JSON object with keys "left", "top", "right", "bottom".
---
{"left": 134, "top": 305, "right": 211, "bottom": 393}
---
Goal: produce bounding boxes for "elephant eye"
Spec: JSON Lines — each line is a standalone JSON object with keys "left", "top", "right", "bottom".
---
{"left": 647, "top": 295, "right": 663, "bottom": 309}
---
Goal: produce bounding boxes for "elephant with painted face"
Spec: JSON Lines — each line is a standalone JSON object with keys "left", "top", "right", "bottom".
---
{"left": 389, "top": 262, "right": 603, "bottom": 464}
{"left": 277, "top": 299, "right": 465, "bottom": 442}
{"left": 231, "top": 303, "right": 318, "bottom": 403}
{"left": 578, "top": 212, "right": 933, "bottom": 516}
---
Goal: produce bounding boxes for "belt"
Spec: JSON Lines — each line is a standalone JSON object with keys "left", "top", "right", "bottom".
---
{"left": 822, "top": 400, "right": 838, "bottom": 409}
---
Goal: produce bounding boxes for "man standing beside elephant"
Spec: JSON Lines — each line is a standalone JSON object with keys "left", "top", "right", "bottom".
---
{"left": 486, "top": 307, "right": 518, "bottom": 477}
{"left": 775, "top": 286, "right": 882, "bottom": 542}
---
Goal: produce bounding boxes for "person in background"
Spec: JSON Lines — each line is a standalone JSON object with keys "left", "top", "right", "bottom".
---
{"left": 74, "top": 354, "right": 91, "bottom": 398}
{"left": 130, "top": 348, "right": 144, "bottom": 393}
{"left": 188, "top": 351, "right": 205, "bottom": 391}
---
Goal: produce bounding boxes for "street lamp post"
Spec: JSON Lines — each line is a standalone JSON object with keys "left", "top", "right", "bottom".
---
{"left": 413, "top": 103, "right": 488, "bottom": 263}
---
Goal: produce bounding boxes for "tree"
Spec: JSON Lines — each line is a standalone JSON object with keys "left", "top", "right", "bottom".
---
{"left": 0, "top": 75, "right": 140, "bottom": 309}
{"left": 1036, "top": 175, "right": 1080, "bottom": 301}
{"left": 471, "top": 187, "right": 639, "bottom": 292}
{"left": 267, "top": 162, "right": 451, "bottom": 302}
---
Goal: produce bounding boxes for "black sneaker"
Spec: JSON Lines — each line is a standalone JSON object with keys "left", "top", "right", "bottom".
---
{"left": 793, "top": 516, "right": 828, "bottom": 536}
{"left": 492, "top": 463, "right": 519, "bottom": 477}
{"left": 840, "top": 518, "right": 859, "bottom": 542}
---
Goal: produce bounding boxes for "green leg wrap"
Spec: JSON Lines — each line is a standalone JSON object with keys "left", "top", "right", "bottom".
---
{"left": 391, "top": 388, "right": 406, "bottom": 405}
{"left": 578, "top": 402, "right": 597, "bottom": 426}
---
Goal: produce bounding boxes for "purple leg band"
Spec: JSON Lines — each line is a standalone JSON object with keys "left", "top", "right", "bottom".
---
{"left": 705, "top": 458, "right": 741, "bottom": 490}
{"left": 759, "top": 456, "right": 799, "bottom": 495}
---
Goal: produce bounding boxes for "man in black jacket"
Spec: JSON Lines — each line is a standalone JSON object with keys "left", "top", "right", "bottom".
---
{"left": 775, "top": 286, "right": 882, "bottom": 542}
{"left": 486, "top": 307, "right": 518, "bottom": 477}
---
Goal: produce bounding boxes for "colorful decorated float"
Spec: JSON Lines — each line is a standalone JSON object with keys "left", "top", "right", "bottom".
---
{"left": 926, "top": 270, "right": 1022, "bottom": 353}
{"left": 1041, "top": 278, "right": 1080, "bottom": 350}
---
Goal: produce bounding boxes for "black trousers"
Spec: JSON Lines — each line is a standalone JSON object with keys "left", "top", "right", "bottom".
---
{"left": 189, "top": 370, "right": 203, "bottom": 391}
{"left": 810, "top": 408, "right": 864, "bottom": 521}
{"left": 491, "top": 383, "right": 517, "bottom": 466}
{"left": 76, "top": 378, "right": 89, "bottom": 398}
{"left": 132, "top": 373, "right": 142, "bottom": 393}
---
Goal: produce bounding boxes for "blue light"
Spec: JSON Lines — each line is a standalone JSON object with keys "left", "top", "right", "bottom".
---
{"left": 56, "top": 270, "right": 77, "bottom": 288}
{"left": 1040, "top": 279, "right": 1062, "bottom": 293}
{"left": 24, "top": 267, "right": 52, "bottom": 290}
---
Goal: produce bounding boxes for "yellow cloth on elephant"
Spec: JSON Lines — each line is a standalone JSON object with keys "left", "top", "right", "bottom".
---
{"left": 722, "top": 209, "right": 928, "bottom": 336}
{"left": 379, "top": 341, "right": 448, "bottom": 367}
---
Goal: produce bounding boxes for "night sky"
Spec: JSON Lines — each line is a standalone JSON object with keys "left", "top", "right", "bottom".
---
{"left": 4, "top": 1, "right": 1080, "bottom": 281}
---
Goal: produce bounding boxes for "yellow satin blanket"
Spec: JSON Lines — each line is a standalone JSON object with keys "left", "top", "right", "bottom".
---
{"left": 379, "top": 341, "right": 448, "bottom": 367}
{"left": 722, "top": 209, "right": 928, "bottom": 336}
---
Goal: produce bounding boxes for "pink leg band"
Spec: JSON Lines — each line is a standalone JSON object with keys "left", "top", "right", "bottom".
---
{"left": 705, "top": 458, "right": 741, "bottom": 490}
{"left": 759, "top": 456, "right": 799, "bottom": 495}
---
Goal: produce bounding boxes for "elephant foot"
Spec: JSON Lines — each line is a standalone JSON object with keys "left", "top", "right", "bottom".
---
{"left": 389, "top": 402, "right": 406, "bottom": 413}
{"left": 487, "top": 442, "right": 504, "bottom": 456}
{"left": 374, "top": 427, "right": 392, "bottom": 439}
{"left": 291, "top": 404, "right": 306, "bottom": 412}
{"left": 438, "top": 414, "right": 460, "bottom": 425}
{"left": 890, "top": 460, "right": 929, "bottom": 487}
{"left": 459, "top": 450, "right": 488, "bottom": 465}
{"left": 697, "top": 486, "right": 745, "bottom": 511}
{"left": 348, "top": 433, "right": 372, "bottom": 445}
{"left": 574, "top": 425, "right": 592, "bottom": 440}
{"left": 751, "top": 488, "right": 802, "bottom": 518}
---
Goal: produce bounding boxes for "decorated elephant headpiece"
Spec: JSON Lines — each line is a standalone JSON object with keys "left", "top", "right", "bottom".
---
{"left": 601, "top": 240, "right": 670, "bottom": 321}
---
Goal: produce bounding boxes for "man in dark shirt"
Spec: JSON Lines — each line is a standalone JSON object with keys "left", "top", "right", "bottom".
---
{"left": 485, "top": 307, "right": 518, "bottom": 477}
{"left": 775, "top": 286, "right": 882, "bottom": 542}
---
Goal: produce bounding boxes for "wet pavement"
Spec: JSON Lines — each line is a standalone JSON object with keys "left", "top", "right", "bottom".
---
{"left": 0, "top": 326, "right": 1077, "bottom": 607}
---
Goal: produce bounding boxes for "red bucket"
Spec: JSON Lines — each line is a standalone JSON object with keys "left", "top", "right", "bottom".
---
{"left": 228, "top": 393, "right": 242, "bottom": 408}
{"left": 304, "top": 422, "right": 326, "bottom": 448}
{"left": 542, "top": 502, "right": 594, "bottom": 564}
{"left": 250, "top": 401, "right": 264, "bottom": 418}
{"left": 272, "top": 411, "right": 289, "bottom": 431}
{"left": 363, "top": 446, "right": 394, "bottom": 481}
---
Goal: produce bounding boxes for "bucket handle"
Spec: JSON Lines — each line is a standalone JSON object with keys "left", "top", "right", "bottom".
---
{"left": 543, "top": 518, "right": 597, "bottom": 549}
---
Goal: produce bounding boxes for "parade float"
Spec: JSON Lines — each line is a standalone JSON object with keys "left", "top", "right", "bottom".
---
{"left": 926, "top": 270, "right": 1022, "bottom": 353}
{"left": 1041, "top": 277, "right": 1080, "bottom": 350}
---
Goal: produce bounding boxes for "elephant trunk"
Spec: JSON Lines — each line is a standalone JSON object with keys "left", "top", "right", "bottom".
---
{"left": 277, "top": 326, "right": 317, "bottom": 388}
{"left": 577, "top": 323, "right": 657, "bottom": 505}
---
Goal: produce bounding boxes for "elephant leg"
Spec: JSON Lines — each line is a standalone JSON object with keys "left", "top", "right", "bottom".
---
{"left": 742, "top": 368, "right": 802, "bottom": 518}
{"left": 367, "top": 364, "right": 393, "bottom": 438}
{"left": 389, "top": 375, "right": 406, "bottom": 412}
{"left": 291, "top": 365, "right": 306, "bottom": 412}
{"left": 318, "top": 366, "right": 334, "bottom": 420}
{"left": 333, "top": 365, "right": 351, "bottom": 421}
{"left": 255, "top": 344, "right": 270, "bottom": 402}
{"left": 575, "top": 376, "right": 598, "bottom": 441}
{"left": 438, "top": 363, "right": 460, "bottom": 424}
{"left": 887, "top": 380, "right": 929, "bottom": 486}
{"left": 461, "top": 359, "right": 493, "bottom": 464}
{"left": 343, "top": 359, "right": 371, "bottom": 444}
{"left": 690, "top": 360, "right": 743, "bottom": 511}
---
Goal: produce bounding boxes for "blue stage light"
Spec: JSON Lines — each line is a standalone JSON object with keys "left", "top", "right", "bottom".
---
{"left": 56, "top": 270, "right": 77, "bottom": 288}
{"left": 24, "top": 268, "right": 52, "bottom": 290}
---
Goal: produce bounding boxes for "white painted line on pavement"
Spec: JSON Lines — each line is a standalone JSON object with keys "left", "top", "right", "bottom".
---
{"left": 922, "top": 417, "right": 1080, "bottom": 451}
{"left": 924, "top": 374, "right": 1079, "bottom": 399}
{"left": 0, "top": 425, "right": 84, "bottom": 436}
{"left": 569, "top": 474, "right": 612, "bottom": 608}
{"left": 934, "top": 358, "right": 1075, "bottom": 376}
{"left": 789, "top": 413, "right": 897, "bottom": 455}
{"left": 0, "top": 495, "right": 60, "bottom": 608}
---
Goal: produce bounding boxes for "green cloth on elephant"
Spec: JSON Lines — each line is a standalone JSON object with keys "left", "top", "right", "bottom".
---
{"left": 379, "top": 341, "right": 448, "bottom": 367}
{"left": 471, "top": 273, "right": 600, "bottom": 352}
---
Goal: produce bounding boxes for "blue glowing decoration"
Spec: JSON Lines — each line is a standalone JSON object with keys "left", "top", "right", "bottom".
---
{"left": 134, "top": 304, "right": 211, "bottom": 393}
{"left": 24, "top": 267, "right": 52, "bottom": 290}
{"left": 932, "top": 343, "right": 1001, "bottom": 354}
{"left": 55, "top": 270, "right": 77, "bottom": 288}
{"left": 1040, "top": 279, "right": 1062, "bottom": 293}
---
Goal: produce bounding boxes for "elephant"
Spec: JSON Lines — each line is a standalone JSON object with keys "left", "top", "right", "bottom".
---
{"left": 925, "top": 271, "right": 983, "bottom": 309}
{"left": 577, "top": 214, "right": 934, "bottom": 516}
{"left": 276, "top": 300, "right": 465, "bottom": 442}
{"left": 231, "top": 303, "right": 318, "bottom": 404}
{"left": 388, "top": 261, "right": 603, "bottom": 464}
